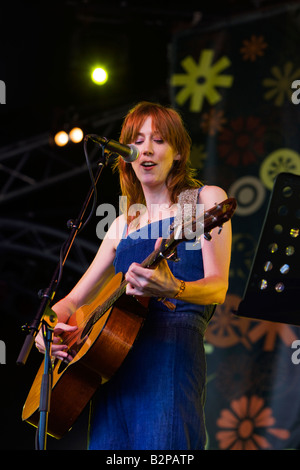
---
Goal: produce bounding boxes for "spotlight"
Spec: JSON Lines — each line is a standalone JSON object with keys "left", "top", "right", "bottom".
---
{"left": 54, "top": 130, "right": 69, "bottom": 147}
{"left": 91, "top": 67, "right": 108, "bottom": 85}
{"left": 69, "top": 127, "right": 84, "bottom": 143}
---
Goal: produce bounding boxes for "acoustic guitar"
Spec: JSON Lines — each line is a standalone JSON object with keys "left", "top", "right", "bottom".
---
{"left": 22, "top": 197, "right": 237, "bottom": 439}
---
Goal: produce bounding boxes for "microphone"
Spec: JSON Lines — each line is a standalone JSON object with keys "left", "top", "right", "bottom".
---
{"left": 85, "top": 134, "right": 139, "bottom": 163}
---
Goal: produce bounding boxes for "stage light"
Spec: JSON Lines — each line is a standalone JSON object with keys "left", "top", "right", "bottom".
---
{"left": 69, "top": 127, "right": 84, "bottom": 143}
{"left": 91, "top": 67, "right": 108, "bottom": 85}
{"left": 54, "top": 130, "right": 69, "bottom": 147}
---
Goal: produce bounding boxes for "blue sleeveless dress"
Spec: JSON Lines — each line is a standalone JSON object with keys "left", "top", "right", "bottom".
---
{"left": 88, "top": 193, "right": 214, "bottom": 450}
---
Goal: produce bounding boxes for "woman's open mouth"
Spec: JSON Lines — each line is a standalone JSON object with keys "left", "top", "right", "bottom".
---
{"left": 141, "top": 161, "right": 157, "bottom": 169}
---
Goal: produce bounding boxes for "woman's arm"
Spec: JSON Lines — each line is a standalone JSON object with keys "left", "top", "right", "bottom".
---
{"left": 125, "top": 185, "right": 232, "bottom": 306}
{"left": 178, "top": 185, "right": 232, "bottom": 305}
{"left": 51, "top": 213, "right": 126, "bottom": 321}
{"left": 35, "top": 214, "right": 126, "bottom": 358}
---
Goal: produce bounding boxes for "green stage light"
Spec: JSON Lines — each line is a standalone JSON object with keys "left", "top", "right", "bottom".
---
{"left": 91, "top": 67, "right": 108, "bottom": 85}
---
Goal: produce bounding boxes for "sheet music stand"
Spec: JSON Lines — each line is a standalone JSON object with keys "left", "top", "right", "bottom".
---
{"left": 236, "top": 172, "right": 300, "bottom": 325}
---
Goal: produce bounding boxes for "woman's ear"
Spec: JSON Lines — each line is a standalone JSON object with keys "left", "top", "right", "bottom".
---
{"left": 173, "top": 152, "right": 181, "bottom": 161}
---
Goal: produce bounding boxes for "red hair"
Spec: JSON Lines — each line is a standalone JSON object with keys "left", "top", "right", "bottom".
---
{"left": 113, "top": 101, "right": 202, "bottom": 221}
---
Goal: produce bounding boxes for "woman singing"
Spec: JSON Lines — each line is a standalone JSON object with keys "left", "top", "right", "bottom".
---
{"left": 36, "top": 101, "right": 232, "bottom": 450}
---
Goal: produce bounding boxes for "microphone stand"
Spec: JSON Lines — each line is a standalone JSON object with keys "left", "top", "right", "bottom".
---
{"left": 17, "top": 142, "right": 108, "bottom": 450}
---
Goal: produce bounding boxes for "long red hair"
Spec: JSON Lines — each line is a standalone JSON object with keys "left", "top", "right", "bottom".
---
{"left": 113, "top": 101, "right": 202, "bottom": 221}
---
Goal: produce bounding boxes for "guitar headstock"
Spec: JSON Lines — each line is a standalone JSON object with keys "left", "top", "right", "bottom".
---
{"left": 203, "top": 197, "right": 237, "bottom": 233}
{"left": 149, "top": 198, "right": 237, "bottom": 267}
{"left": 174, "top": 197, "right": 237, "bottom": 242}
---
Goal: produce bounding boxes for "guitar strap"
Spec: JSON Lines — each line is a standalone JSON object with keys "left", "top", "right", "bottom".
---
{"left": 171, "top": 186, "right": 201, "bottom": 231}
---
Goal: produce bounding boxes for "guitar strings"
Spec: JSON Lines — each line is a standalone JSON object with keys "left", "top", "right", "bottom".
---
{"left": 58, "top": 278, "right": 129, "bottom": 348}
{"left": 58, "top": 232, "right": 184, "bottom": 348}
{"left": 56, "top": 245, "right": 162, "bottom": 349}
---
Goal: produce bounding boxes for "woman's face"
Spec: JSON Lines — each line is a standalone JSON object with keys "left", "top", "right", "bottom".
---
{"left": 130, "top": 116, "right": 180, "bottom": 190}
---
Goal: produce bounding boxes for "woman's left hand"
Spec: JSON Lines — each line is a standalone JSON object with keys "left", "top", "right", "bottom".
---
{"left": 125, "top": 238, "right": 180, "bottom": 298}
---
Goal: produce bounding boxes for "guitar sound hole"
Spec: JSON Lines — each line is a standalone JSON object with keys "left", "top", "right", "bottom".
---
{"left": 56, "top": 341, "right": 83, "bottom": 373}
{"left": 81, "top": 317, "right": 94, "bottom": 340}
{"left": 57, "top": 359, "right": 68, "bottom": 374}
{"left": 56, "top": 331, "right": 88, "bottom": 374}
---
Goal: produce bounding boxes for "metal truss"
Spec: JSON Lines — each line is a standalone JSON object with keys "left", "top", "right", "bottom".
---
{"left": 0, "top": 106, "right": 128, "bottom": 286}
{"left": 0, "top": 104, "right": 128, "bottom": 204}
{"left": 0, "top": 217, "right": 98, "bottom": 274}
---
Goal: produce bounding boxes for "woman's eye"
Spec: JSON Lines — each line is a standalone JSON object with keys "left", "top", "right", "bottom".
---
{"left": 135, "top": 140, "right": 143, "bottom": 145}
{"left": 154, "top": 139, "right": 164, "bottom": 144}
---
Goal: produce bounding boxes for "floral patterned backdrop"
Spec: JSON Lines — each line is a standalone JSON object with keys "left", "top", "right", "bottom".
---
{"left": 170, "top": 5, "right": 300, "bottom": 450}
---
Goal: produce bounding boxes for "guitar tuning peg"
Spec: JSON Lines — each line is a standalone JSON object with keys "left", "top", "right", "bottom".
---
{"left": 218, "top": 225, "right": 223, "bottom": 234}
{"left": 204, "top": 232, "right": 212, "bottom": 241}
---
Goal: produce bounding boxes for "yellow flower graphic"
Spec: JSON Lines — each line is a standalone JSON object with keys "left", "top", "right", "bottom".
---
{"left": 171, "top": 49, "right": 234, "bottom": 112}
{"left": 216, "top": 395, "right": 290, "bottom": 450}
{"left": 263, "top": 62, "right": 300, "bottom": 106}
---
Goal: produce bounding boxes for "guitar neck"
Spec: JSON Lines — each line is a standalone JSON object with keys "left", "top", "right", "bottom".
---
{"left": 89, "top": 236, "right": 179, "bottom": 330}
{"left": 95, "top": 243, "right": 176, "bottom": 311}
{"left": 84, "top": 197, "right": 237, "bottom": 330}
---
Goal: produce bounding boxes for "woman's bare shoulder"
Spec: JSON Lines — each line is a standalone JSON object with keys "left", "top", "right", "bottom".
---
{"left": 104, "top": 213, "right": 127, "bottom": 249}
{"left": 199, "top": 184, "right": 228, "bottom": 206}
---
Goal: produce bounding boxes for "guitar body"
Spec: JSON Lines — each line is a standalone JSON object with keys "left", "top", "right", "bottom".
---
{"left": 22, "top": 272, "right": 148, "bottom": 439}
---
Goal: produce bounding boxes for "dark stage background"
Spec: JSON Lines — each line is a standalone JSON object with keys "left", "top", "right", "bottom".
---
{"left": 1, "top": 0, "right": 300, "bottom": 450}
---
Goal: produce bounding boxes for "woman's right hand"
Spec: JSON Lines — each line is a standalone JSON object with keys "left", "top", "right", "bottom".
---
{"left": 35, "top": 322, "right": 78, "bottom": 362}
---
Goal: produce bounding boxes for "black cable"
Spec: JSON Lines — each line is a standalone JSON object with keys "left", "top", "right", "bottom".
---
{"left": 55, "top": 137, "right": 103, "bottom": 291}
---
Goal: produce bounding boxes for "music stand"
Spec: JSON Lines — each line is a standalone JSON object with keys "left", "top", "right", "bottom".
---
{"left": 236, "top": 172, "right": 300, "bottom": 326}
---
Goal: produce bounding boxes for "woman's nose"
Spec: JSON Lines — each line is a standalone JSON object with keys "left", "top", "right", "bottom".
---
{"left": 141, "top": 139, "right": 154, "bottom": 155}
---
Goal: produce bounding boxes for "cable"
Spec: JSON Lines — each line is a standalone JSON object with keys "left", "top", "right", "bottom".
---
{"left": 55, "top": 137, "right": 104, "bottom": 291}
